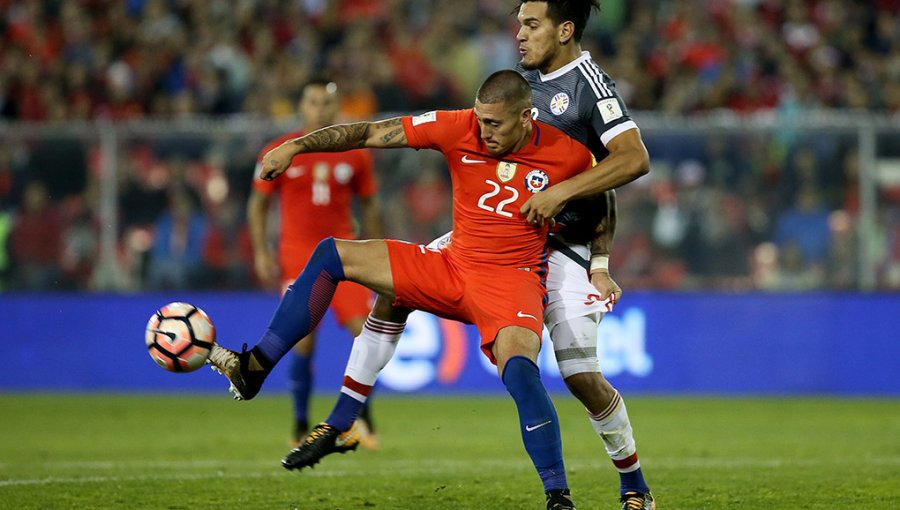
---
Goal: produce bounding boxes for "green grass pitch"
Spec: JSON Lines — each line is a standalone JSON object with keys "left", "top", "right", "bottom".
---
{"left": 1, "top": 394, "right": 898, "bottom": 509}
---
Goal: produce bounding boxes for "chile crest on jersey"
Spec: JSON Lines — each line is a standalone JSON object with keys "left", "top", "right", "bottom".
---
{"left": 524, "top": 169, "right": 549, "bottom": 193}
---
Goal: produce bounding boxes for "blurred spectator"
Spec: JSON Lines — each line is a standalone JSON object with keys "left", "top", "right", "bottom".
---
{"left": 9, "top": 181, "right": 63, "bottom": 290}
{"left": 0, "top": 1, "right": 897, "bottom": 119}
{"left": 201, "top": 196, "right": 253, "bottom": 289}
{"left": 0, "top": 204, "right": 10, "bottom": 290}
{"left": 772, "top": 241, "right": 827, "bottom": 291}
{"left": 59, "top": 194, "right": 99, "bottom": 289}
{"left": 145, "top": 189, "right": 208, "bottom": 290}
{"left": 774, "top": 185, "right": 832, "bottom": 267}
{"left": 826, "top": 210, "right": 858, "bottom": 289}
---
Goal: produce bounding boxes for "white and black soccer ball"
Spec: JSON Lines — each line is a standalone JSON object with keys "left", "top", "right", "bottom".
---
{"left": 145, "top": 302, "right": 216, "bottom": 372}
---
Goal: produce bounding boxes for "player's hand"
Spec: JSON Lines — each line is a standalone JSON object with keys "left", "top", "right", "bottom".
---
{"left": 254, "top": 250, "right": 281, "bottom": 289}
{"left": 259, "top": 143, "right": 297, "bottom": 180}
{"left": 590, "top": 270, "right": 622, "bottom": 308}
{"left": 520, "top": 186, "right": 567, "bottom": 226}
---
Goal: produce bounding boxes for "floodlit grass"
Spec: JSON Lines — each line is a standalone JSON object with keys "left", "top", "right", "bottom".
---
{"left": 1, "top": 394, "right": 898, "bottom": 509}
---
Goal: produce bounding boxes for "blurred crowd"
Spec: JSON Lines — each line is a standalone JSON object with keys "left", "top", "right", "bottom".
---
{"left": 1, "top": 0, "right": 899, "bottom": 292}
{"left": 1, "top": 0, "right": 898, "bottom": 120}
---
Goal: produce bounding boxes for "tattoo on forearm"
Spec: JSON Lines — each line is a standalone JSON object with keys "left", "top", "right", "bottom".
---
{"left": 591, "top": 190, "right": 617, "bottom": 257}
{"left": 291, "top": 117, "right": 404, "bottom": 151}
{"left": 380, "top": 128, "right": 404, "bottom": 144}
{"left": 293, "top": 122, "right": 369, "bottom": 151}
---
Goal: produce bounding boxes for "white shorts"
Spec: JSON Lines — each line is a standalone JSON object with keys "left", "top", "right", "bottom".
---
{"left": 544, "top": 241, "right": 614, "bottom": 328}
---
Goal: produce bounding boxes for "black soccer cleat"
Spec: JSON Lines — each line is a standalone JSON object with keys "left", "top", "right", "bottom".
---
{"left": 282, "top": 422, "right": 360, "bottom": 471}
{"left": 205, "top": 343, "right": 269, "bottom": 400}
{"left": 546, "top": 488, "right": 577, "bottom": 510}
{"left": 620, "top": 491, "right": 656, "bottom": 510}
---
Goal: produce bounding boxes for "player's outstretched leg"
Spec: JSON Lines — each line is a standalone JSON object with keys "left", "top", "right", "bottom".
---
{"left": 206, "top": 342, "right": 271, "bottom": 401}
{"left": 282, "top": 421, "right": 361, "bottom": 470}
{"left": 207, "top": 237, "right": 347, "bottom": 400}
{"left": 283, "top": 309, "right": 406, "bottom": 470}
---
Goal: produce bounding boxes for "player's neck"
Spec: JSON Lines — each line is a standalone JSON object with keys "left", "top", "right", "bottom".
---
{"left": 541, "top": 43, "right": 583, "bottom": 75}
{"left": 509, "top": 123, "right": 534, "bottom": 155}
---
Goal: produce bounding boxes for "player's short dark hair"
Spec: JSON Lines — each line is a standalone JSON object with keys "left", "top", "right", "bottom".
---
{"left": 519, "top": 0, "right": 601, "bottom": 42}
{"left": 476, "top": 70, "right": 532, "bottom": 112}
{"left": 301, "top": 76, "right": 338, "bottom": 97}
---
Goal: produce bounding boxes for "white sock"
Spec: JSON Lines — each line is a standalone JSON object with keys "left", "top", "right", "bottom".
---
{"left": 588, "top": 391, "right": 641, "bottom": 472}
{"left": 340, "top": 315, "right": 404, "bottom": 401}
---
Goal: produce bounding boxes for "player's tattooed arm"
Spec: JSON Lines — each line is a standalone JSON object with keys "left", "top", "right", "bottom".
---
{"left": 259, "top": 117, "right": 407, "bottom": 180}
{"left": 292, "top": 117, "right": 407, "bottom": 152}
{"left": 589, "top": 190, "right": 622, "bottom": 304}
{"left": 589, "top": 190, "right": 616, "bottom": 258}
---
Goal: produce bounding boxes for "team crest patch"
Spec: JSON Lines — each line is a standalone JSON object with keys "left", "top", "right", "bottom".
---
{"left": 525, "top": 169, "right": 549, "bottom": 193}
{"left": 334, "top": 162, "right": 353, "bottom": 184}
{"left": 550, "top": 93, "right": 570, "bottom": 115}
{"left": 496, "top": 161, "right": 518, "bottom": 182}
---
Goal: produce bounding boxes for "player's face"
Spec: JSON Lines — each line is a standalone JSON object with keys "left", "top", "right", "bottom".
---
{"left": 516, "top": 2, "right": 561, "bottom": 71}
{"left": 299, "top": 83, "right": 339, "bottom": 131}
{"left": 474, "top": 100, "right": 531, "bottom": 155}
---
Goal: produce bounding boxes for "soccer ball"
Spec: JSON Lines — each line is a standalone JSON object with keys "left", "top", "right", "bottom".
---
{"left": 145, "top": 302, "right": 216, "bottom": 372}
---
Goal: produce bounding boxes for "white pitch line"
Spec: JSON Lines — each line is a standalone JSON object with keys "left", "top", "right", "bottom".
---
{"left": 0, "top": 471, "right": 280, "bottom": 487}
{"left": 3, "top": 456, "right": 898, "bottom": 488}
{"left": 13, "top": 456, "right": 900, "bottom": 471}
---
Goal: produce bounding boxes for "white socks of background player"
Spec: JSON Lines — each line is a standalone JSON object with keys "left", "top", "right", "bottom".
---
{"left": 339, "top": 315, "right": 404, "bottom": 402}
{"left": 589, "top": 390, "right": 641, "bottom": 473}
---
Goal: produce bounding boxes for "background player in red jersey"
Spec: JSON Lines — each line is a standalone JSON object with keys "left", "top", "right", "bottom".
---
{"left": 209, "top": 70, "right": 597, "bottom": 510}
{"left": 247, "top": 77, "right": 382, "bottom": 449}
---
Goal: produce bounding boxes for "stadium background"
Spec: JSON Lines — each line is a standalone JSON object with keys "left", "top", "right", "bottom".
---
{"left": 1, "top": 2, "right": 899, "bottom": 394}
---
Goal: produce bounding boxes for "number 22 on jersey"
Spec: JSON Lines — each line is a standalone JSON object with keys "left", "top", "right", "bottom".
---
{"left": 477, "top": 179, "right": 519, "bottom": 218}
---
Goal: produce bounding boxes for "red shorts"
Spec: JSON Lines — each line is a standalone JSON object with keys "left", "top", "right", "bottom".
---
{"left": 385, "top": 240, "right": 545, "bottom": 364}
{"left": 281, "top": 245, "right": 372, "bottom": 327}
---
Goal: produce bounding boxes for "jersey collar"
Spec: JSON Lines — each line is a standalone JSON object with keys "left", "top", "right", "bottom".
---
{"left": 538, "top": 51, "right": 592, "bottom": 82}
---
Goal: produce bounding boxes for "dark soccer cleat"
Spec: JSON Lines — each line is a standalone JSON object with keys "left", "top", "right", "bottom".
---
{"left": 282, "top": 422, "right": 360, "bottom": 471}
{"left": 205, "top": 343, "right": 268, "bottom": 400}
{"left": 546, "top": 488, "right": 576, "bottom": 510}
{"left": 620, "top": 491, "right": 655, "bottom": 510}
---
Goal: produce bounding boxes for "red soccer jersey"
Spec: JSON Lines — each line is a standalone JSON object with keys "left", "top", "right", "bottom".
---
{"left": 401, "top": 109, "right": 593, "bottom": 271}
{"left": 253, "top": 130, "right": 377, "bottom": 265}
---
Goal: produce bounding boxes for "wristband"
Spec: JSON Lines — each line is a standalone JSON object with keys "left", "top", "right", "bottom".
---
{"left": 590, "top": 255, "right": 609, "bottom": 273}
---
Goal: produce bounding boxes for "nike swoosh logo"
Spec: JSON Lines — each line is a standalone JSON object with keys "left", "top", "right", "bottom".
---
{"left": 516, "top": 311, "right": 538, "bottom": 321}
{"left": 461, "top": 155, "right": 487, "bottom": 164}
{"left": 525, "top": 420, "right": 552, "bottom": 432}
